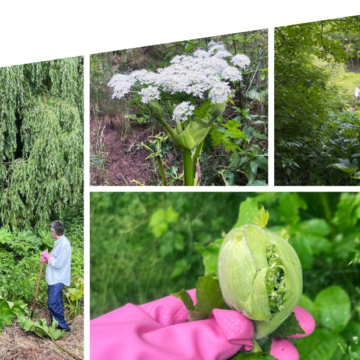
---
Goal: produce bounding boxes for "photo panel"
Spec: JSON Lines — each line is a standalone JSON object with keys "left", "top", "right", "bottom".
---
{"left": 90, "top": 191, "right": 360, "bottom": 359}
{"left": 90, "top": 31, "right": 268, "bottom": 186}
{"left": 275, "top": 15, "right": 360, "bottom": 186}
{"left": 0, "top": 58, "right": 84, "bottom": 359}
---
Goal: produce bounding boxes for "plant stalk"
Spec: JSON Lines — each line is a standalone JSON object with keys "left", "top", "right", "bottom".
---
{"left": 156, "top": 156, "right": 167, "bottom": 186}
{"left": 183, "top": 150, "right": 193, "bottom": 186}
{"left": 156, "top": 118, "right": 177, "bottom": 138}
{"left": 192, "top": 143, "right": 203, "bottom": 178}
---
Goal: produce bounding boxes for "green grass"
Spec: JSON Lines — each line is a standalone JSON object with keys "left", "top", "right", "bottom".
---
{"left": 334, "top": 71, "right": 360, "bottom": 105}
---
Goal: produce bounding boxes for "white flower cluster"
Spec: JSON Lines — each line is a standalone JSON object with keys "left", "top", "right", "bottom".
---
{"left": 231, "top": 54, "right": 251, "bottom": 68}
{"left": 108, "top": 42, "right": 250, "bottom": 108}
{"left": 172, "top": 101, "right": 195, "bottom": 123}
{"left": 139, "top": 86, "right": 160, "bottom": 103}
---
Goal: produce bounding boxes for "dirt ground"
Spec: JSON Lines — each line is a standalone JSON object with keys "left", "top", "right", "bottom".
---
{"left": 90, "top": 114, "right": 182, "bottom": 186}
{"left": 0, "top": 305, "right": 84, "bottom": 360}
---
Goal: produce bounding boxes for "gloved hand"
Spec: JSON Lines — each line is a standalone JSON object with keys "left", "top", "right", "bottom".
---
{"left": 40, "top": 251, "right": 51, "bottom": 263}
{"left": 90, "top": 289, "right": 315, "bottom": 360}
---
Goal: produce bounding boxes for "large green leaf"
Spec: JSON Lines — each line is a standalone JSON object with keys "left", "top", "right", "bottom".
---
{"left": 232, "top": 197, "right": 259, "bottom": 229}
{"left": 175, "top": 118, "right": 214, "bottom": 151}
{"left": 195, "top": 239, "right": 223, "bottom": 275}
{"left": 314, "top": 286, "right": 351, "bottom": 333}
{"left": 211, "top": 129, "right": 241, "bottom": 152}
{"left": 17, "top": 314, "right": 67, "bottom": 340}
{"left": 296, "top": 328, "right": 341, "bottom": 360}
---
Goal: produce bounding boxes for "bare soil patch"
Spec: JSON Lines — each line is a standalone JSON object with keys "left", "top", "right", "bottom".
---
{"left": 90, "top": 115, "right": 182, "bottom": 186}
{"left": 0, "top": 305, "right": 84, "bottom": 360}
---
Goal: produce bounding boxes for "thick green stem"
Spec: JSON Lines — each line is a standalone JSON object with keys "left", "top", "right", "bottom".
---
{"left": 156, "top": 156, "right": 167, "bottom": 186}
{"left": 156, "top": 118, "right": 177, "bottom": 138}
{"left": 183, "top": 150, "right": 193, "bottom": 186}
{"left": 192, "top": 143, "right": 203, "bottom": 178}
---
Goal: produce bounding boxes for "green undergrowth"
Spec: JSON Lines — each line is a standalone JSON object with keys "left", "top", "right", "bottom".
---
{"left": 0, "top": 213, "right": 84, "bottom": 334}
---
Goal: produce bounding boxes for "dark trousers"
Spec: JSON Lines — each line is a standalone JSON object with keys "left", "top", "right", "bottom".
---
{"left": 48, "top": 283, "right": 70, "bottom": 332}
{"left": 355, "top": 96, "right": 359, "bottom": 107}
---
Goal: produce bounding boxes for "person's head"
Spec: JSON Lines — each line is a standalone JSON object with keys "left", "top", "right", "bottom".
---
{"left": 50, "top": 220, "right": 65, "bottom": 239}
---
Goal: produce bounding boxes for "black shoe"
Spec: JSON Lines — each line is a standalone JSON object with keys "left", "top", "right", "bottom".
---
{"left": 58, "top": 327, "right": 71, "bottom": 333}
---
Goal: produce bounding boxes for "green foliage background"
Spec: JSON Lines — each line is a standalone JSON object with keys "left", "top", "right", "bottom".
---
{"left": 90, "top": 192, "right": 360, "bottom": 359}
{"left": 0, "top": 57, "right": 84, "bottom": 230}
{"left": 275, "top": 16, "right": 360, "bottom": 185}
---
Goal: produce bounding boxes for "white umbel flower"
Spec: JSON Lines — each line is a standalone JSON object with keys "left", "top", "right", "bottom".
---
{"left": 108, "top": 74, "right": 134, "bottom": 99}
{"left": 214, "top": 50, "right": 233, "bottom": 59}
{"left": 231, "top": 54, "right": 251, "bottom": 68}
{"left": 194, "top": 49, "right": 210, "bottom": 59}
{"left": 108, "top": 41, "right": 246, "bottom": 106}
{"left": 222, "top": 67, "right": 242, "bottom": 82}
{"left": 209, "top": 83, "right": 232, "bottom": 104}
{"left": 139, "top": 86, "right": 160, "bottom": 103}
{"left": 172, "top": 101, "right": 195, "bottom": 123}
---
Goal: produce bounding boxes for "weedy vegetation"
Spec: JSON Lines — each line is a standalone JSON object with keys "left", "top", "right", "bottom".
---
{"left": 275, "top": 15, "right": 360, "bottom": 185}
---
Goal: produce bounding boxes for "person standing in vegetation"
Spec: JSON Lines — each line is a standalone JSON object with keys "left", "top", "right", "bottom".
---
{"left": 354, "top": 85, "right": 360, "bottom": 108}
{"left": 40, "top": 220, "right": 72, "bottom": 332}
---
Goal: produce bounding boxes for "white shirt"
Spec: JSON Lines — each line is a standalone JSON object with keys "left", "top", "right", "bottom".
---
{"left": 46, "top": 235, "right": 71, "bottom": 286}
{"left": 355, "top": 87, "right": 360, "bottom": 97}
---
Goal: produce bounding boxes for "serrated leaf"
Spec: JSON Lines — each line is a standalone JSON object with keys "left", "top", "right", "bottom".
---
{"left": 211, "top": 129, "right": 240, "bottom": 152}
{"left": 195, "top": 238, "right": 223, "bottom": 275}
{"left": 175, "top": 274, "right": 230, "bottom": 322}
{"left": 171, "top": 290, "right": 195, "bottom": 311}
{"left": 270, "top": 312, "right": 305, "bottom": 338}
{"left": 253, "top": 207, "right": 269, "bottom": 227}
{"left": 230, "top": 352, "right": 276, "bottom": 360}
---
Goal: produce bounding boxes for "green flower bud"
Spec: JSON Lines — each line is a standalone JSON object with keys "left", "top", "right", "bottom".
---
{"left": 210, "top": 102, "right": 226, "bottom": 120}
{"left": 148, "top": 100, "right": 164, "bottom": 121}
{"left": 218, "top": 224, "right": 302, "bottom": 338}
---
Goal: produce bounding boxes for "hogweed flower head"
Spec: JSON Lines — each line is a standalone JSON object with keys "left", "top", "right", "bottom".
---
{"left": 231, "top": 54, "right": 251, "bottom": 68}
{"left": 108, "top": 42, "right": 250, "bottom": 109}
{"left": 172, "top": 102, "right": 195, "bottom": 123}
{"left": 139, "top": 86, "right": 161, "bottom": 103}
{"left": 218, "top": 224, "right": 302, "bottom": 338}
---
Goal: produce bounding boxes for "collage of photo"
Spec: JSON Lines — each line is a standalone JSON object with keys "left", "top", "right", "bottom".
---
{"left": 1, "top": 10, "right": 360, "bottom": 360}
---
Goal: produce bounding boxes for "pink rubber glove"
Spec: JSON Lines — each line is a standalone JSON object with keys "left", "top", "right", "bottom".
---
{"left": 270, "top": 306, "right": 315, "bottom": 360}
{"left": 40, "top": 251, "right": 51, "bottom": 263}
{"left": 90, "top": 289, "right": 315, "bottom": 360}
{"left": 91, "top": 289, "right": 253, "bottom": 360}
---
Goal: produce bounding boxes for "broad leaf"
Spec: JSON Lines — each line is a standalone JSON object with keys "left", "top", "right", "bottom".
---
{"left": 270, "top": 312, "right": 305, "bottom": 338}
{"left": 314, "top": 286, "right": 351, "bottom": 333}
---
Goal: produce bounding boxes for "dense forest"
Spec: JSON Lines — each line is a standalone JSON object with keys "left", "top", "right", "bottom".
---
{"left": 275, "top": 16, "right": 360, "bottom": 185}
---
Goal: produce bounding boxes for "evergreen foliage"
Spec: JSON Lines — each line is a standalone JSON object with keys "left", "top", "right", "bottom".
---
{"left": 0, "top": 57, "right": 84, "bottom": 229}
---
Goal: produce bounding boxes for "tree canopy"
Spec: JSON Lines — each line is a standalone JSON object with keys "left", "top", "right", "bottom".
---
{"left": 0, "top": 57, "right": 84, "bottom": 230}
